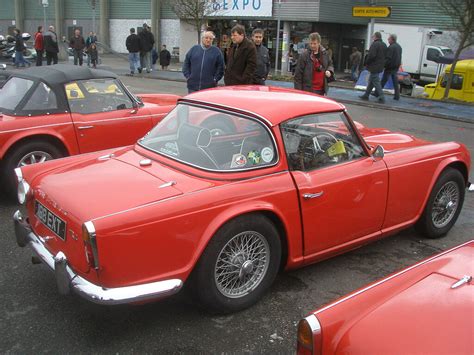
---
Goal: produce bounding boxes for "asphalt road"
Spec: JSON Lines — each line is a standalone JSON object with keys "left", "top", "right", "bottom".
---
{"left": 1, "top": 77, "right": 473, "bottom": 353}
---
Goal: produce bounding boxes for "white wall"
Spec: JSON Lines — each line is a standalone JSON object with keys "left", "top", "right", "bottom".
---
{"left": 160, "top": 19, "right": 180, "bottom": 51}
{"left": 179, "top": 21, "right": 200, "bottom": 62}
{"left": 109, "top": 19, "right": 150, "bottom": 52}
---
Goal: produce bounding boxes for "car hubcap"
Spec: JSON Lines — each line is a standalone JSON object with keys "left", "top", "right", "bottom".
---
{"left": 432, "top": 181, "right": 459, "bottom": 228}
{"left": 18, "top": 151, "right": 53, "bottom": 167}
{"left": 215, "top": 231, "right": 270, "bottom": 298}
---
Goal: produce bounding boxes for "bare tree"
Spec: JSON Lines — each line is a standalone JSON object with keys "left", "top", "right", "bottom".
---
{"left": 436, "top": 0, "right": 473, "bottom": 99}
{"left": 165, "top": 0, "right": 219, "bottom": 44}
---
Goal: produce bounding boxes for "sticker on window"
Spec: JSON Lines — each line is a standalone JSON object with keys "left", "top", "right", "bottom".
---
{"left": 230, "top": 154, "right": 247, "bottom": 168}
{"left": 261, "top": 147, "right": 274, "bottom": 163}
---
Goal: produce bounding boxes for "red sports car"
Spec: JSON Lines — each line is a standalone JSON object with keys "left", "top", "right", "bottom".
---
{"left": 297, "top": 240, "right": 474, "bottom": 354}
{"left": 0, "top": 64, "right": 179, "bottom": 192}
{"left": 13, "top": 86, "right": 472, "bottom": 313}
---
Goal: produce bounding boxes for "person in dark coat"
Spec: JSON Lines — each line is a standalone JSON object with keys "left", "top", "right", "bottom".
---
{"left": 13, "top": 28, "right": 30, "bottom": 68}
{"left": 224, "top": 25, "right": 257, "bottom": 86}
{"left": 43, "top": 25, "right": 59, "bottom": 65}
{"left": 34, "top": 26, "right": 44, "bottom": 66}
{"left": 138, "top": 23, "right": 155, "bottom": 73}
{"left": 359, "top": 31, "right": 387, "bottom": 103}
{"left": 159, "top": 45, "right": 171, "bottom": 70}
{"left": 69, "top": 28, "right": 86, "bottom": 66}
{"left": 294, "top": 32, "right": 334, "bottom": 95}
{"left": 87, "top": 43, "right": 98, "bottom": 69}
{"left": 183, "top": 31, "right": 224, "bottom": 93}
{"left": 126, "top": 28, "right": 141, "bottom": 75}
{"left": 380, "top": 33, "right": 402, "bottom": 100}
{"left": 251, "top": 28, "right": 270, "bottom": 85}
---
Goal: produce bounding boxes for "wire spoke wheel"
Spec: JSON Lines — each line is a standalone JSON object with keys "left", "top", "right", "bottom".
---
{"left": 214, "top": 231, "right": 270, "bottom": 299}
{"left": 431, "top": 181, "right": 460, "bottom": 228}
{"left": 18, "top": 151, "right": 54, "bottom": 167}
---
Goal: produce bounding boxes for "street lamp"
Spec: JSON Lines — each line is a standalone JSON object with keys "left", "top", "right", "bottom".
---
{"left": 274, "top": 0, "right": 281, "bottom": 74}
{"left": 41, "top": 0, "right": 48, "bottom": 30}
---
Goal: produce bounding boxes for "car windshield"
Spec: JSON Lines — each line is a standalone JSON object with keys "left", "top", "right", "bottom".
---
{"left": 139, "top": 104, "right": 278, "bottom": 171}
{"left": 0, "top": 77, "right": 34, "bottom": 111}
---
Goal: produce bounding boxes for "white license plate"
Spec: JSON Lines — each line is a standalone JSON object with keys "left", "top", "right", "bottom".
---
{"left": 35, "top": 201, "right": 67, "bottom": 241}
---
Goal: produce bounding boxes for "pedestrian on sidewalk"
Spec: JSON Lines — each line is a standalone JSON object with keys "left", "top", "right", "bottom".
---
{"left": 138, "top": 23, "right": 155, "bottom": 73}
{"left": 87, "top": 43, "right": 98, "bottom": 69}
{"left": 13, "top": 29, "right": 31, "bottom": 68}
{"left": 294, "top": 32, "right": 334, "bottom": 96}
{"left": 224, "top": 24, "right": 257, "bottom": 86}
{"left": 159, "top": 45, "right": 171, "bottom": 70}
{"left": 349, "top": 46, "right": 361, "bottom": 81}
{"left": 85, "top": 32, "right": 97, "bottom": 67}
{"left": 380, "top": 34, "right": 402, "bottom": 100}
{"left": 43, "top": 25, "right": 59, "bottom": 65}
{"left": 359, "top": 31, "right": 387, "bottom": 103}
{"left": 183, "top": 31, "right": 224, "bottom": 93}
{"left": 126, "top": 28, "right": 141, "bottom": 75}
{"left": 252, "top": 28, "right": 270, "bottom": 85}
{"left": 69, "top": 29, "right": 86, "bottom": 66}
{"left": 34, "top": 26, "right": 44, "bottom": 66}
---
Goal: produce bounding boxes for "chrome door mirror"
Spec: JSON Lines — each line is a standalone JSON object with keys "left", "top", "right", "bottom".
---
{"left": 372, "top": 145, "right": 385, "bottom": 160}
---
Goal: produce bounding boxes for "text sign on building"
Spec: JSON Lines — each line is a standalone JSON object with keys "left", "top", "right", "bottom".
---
{"left": 352, "top": 6, "right": 391, "bottom": 18}
{"left": 209, "top": 0, "right": 273, "bottom": 17}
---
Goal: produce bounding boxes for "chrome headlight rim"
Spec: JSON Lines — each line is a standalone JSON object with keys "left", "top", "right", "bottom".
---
{"left": 17, "top": 177, "right": 31, "bottom": 205}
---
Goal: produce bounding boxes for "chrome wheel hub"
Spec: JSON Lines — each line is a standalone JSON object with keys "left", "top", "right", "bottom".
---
{"left": 18, "top": 151, "right": 53, "bottom": 167}
{"left": 215, "top": 231, "right": 270, "bottom": 298}
{"left": 432, "top": 181, "right": 460, "bottom": 228}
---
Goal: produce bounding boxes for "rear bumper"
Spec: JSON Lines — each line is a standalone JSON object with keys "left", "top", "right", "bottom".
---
{"left": 13, "top": 210, "right": 183, "bottom": 305}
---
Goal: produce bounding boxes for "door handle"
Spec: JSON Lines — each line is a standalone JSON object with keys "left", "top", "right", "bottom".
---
{"left": 77, "top": 125, "right": 94, "bottom": 130}
{"left": 303, "top": 191, "right": 324, "bottom": 200}
{"left": 423, "top": 63, "right": 428, "bottom": 67}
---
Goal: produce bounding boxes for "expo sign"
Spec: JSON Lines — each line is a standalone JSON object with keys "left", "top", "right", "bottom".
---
{"left": 209, "top": 0, "right": 273, "bottom": 17}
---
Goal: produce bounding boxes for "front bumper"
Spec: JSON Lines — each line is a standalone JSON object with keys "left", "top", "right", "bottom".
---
{"left": 13, "top": 210, "right": 183, "bottom": 305}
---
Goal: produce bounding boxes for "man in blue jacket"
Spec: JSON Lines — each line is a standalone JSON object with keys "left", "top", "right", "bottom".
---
{"left": 183, "top": 31, "right": 224, "bottom": 93}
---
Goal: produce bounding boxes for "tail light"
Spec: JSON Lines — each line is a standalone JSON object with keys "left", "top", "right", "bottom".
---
{"left": 82, "top": 221, "right": 99, "bottom": 269}
{"left": 297, "top": 315, "right": 322, "bottom": 355}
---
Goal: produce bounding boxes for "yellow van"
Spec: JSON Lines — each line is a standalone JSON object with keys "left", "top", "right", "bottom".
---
{"left": 424, "top": 59, "right": 474, "bottom": 103}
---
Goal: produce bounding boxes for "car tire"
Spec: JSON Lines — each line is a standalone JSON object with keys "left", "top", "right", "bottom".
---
{"left": 415, "top": 168, "right": 465, "bottom": 239}
{"left": 191, "top": 214, "right": 281, "bottom": 314}
{"left": 3, "top": 140, "right": 63, "bottom": 196}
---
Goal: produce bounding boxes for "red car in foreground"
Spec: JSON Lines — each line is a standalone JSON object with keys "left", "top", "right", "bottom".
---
{"left": 13, "top": 86, "right": 471, "bottom": 313}
{"left": 0, "top": 64, "right": 178, "bottom": 192}
{"left": 297, "top": 240, "right": 474, "bottom": 354}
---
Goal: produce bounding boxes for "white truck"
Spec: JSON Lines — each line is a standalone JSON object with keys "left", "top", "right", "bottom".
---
{"left": 368, "top": 23, "right": 453, "bottom": 82}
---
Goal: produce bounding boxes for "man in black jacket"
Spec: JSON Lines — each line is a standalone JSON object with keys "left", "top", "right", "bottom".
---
{"left": 126, "top": 28, "right": 141, "bottom": 75}
{"left": 360, "top": 31, "right": 387, "bottom": 103}
{"left": 380, "top": 34, "right": 402, "bottom": 100}
{"left": 252, "top": 28, "right": 270, "bottom": 85}
{"left": 43, "top": 25, "right": 59, "bottom": 65}
{"left": 69, "top": 29, "right": 86, "bottom": 66}
{"left": 138, "top": 23, "right": 155, "bottom": 73}
{"left": 224, "top": 25, "right": 257, "bottom": 86}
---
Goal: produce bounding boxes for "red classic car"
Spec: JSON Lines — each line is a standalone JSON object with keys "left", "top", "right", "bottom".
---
{"left": 297, "top": 240, "right": 474, "bottom": 354}
{"left": 0, "top": 64, "right": 178, "bottom": 192}
{"left": 13, "top": 86, "right": 472, "bottom": 313}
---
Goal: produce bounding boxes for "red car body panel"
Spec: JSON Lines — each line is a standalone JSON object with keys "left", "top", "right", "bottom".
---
{"left": 305, "top": 240, "right": 474, "bottom": 355}
{"left": 15, "top": 86, "right": 471, "bottom": 303}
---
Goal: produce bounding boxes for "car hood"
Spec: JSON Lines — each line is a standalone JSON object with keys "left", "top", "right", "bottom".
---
{"left": 32, "top": 148, "right": 216, "bottom": 222}
{"left": 334, "top": 244, "right": 473, "bottom": 354}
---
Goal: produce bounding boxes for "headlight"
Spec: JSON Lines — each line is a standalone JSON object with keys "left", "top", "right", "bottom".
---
{"left": 17, "top": 179, "right": 31, "bottom": 205}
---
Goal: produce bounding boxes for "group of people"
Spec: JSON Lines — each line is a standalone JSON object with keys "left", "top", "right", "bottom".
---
{"left": 68, "top": 29, "right": 99, "bottom": 68}
{"left": 126, "top": 24, "right": 171, "bottom": 75}
{"left": 359, "top": 31, "right": 403, "bottom": 103}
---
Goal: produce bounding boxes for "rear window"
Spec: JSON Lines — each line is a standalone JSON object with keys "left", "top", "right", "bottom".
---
{"left": 0, "top": 77, "right": 34, "bottom": 111}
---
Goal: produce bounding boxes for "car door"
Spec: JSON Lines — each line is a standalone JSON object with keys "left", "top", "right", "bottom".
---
{"left": 281, "top": 112, "right": 388, "bottom": 256}
{"left": 66, "top": 79, "right": 154, "bottom": 153}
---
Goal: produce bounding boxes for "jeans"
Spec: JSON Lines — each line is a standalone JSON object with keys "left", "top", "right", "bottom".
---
{"left": 363, "top": 71, "right": 384, "bottom": 100}
{"left": 35, "top": 50, "right": 43, "bottom": 66}
{"left": 46, "top": 51, "right": 58, "bottom": 65}
{"left": 73, "top": 49, "right": 83, "bottom": 65}
{"left": 351, "top": 65, "right": 359, "bottom": 81}
{"left": 14, "top": 50, "right": 30, "bottom": 67}
{"left": 129, "top": 52, "right": 140, "bottom": 73}
{"left": 140, "top": 51, "right": 152, "bottom": 72}
{"left": 381, "top": 69, "right": 400, "bottom": 100}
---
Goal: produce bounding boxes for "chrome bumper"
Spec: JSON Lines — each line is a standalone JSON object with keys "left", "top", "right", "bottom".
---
{"left": 13, "top": 210, "right": 183, "bottom": 305}
{"left": 468, "top": 182, "right": 474, "bottom": 192}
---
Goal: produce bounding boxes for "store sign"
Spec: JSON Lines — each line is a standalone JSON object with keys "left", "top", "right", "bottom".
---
{"left": 209, "top": 0, "right": 273, "bottom": 17}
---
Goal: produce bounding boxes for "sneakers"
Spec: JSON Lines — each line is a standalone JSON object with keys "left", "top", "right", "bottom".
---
{"left": 359, "top": 95, "right": 369, "bottom": 101}
{"left": 137, "top": 67, "right": 142, "bottom": 74}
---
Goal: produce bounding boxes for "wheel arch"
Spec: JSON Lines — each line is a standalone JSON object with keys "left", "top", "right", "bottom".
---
{"left": 2, "top": 134, "right": 70, "bottom": 162}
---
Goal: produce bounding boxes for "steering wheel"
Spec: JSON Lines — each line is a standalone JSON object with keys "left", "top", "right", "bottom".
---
{"left": 312, "top": 132, "right": 338, "bottom": 152}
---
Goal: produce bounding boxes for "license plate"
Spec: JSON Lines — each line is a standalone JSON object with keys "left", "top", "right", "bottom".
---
{"left": 35, "top": 201, "right": 67, "bottom": 241}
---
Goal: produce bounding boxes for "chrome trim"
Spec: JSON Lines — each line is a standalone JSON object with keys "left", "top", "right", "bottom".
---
{"left": 83, "top": 221, "right": 99, "bottom": 270}
{"left": 14, "top": 167, "right": 23, "bottom": 183}
{"left": 303, "top": 191, "right": 324, "bottom": 200}
{"left": 305, "top": 314, "right": 322, "bottom": 334}
{"left": 159, "top": 181, "right": 176, "bottom": 188}
{"left": 14, "top": 210, "right": 183, "bottom": 305}
{"left": 468, "top": 182, "right": 474, "bottom": 192}
{"left": 139, "top": 159, "right": 152, "bottom": 166}
{"left": 451, "top": 275, "right": 472, "bottom": 289}
{"left": 77, "top": 125, "right": 94, "bottom": 130}
{"left": 97, "top": 153, "right": 115, "bottom": 161}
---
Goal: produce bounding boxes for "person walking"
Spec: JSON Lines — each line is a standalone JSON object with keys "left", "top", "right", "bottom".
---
{"left": 294, "top": 32, "right": 334, "bottom": 96}
{"left": 349, "top": 46, "right": 362, "bottom": 82}
{"left": 359, "top": 31, "right": 387, "bottom": 103}
{"left": 138, "top": 23, "right": 155, "bottom": 73}
{"left": 13, "top": 29, "right": 31, "bottom": 68}
{"left": 126, "top": 28, "right": 141, "bottom": 75}
{"left": 34, "top": 26, "right": 44, "bottom": 66}
{"left": 251, "top": 28, "right": 270, "bottom": 85}
{"left": 43, "top": 25, "right": 59, "bottom": 65}
{"left": 380, "top": 34, "right": 402, "bottom": 100}
{"left": 85, "top": 31, "right": 97, "bottom": 67}
{"left": 159, "top": 45, "right": 171, "bottom": 70}
{"left": 182, "top": 31, "right": 224, "bottom": 93}
{"left": 69, "top": 29, "right": 86, "bottom": 66}
{"left": 224, "top": 24, "right": 257, "bottom": 86}
{"left": 87, "top": 43, "right": 98, "bottom": 69}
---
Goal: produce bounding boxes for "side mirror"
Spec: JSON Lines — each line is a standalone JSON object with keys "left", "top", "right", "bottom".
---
{"left": 372, "top": 145, "right": 384, "bottom": 160}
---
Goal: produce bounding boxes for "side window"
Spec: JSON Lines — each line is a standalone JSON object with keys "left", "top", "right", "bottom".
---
{"left": 281, "top": 112, "right": 366, "bottom": 172}
{"left": 23, "top": 82, "right": 58, "bottom": 111}
{"left": 440, "top": 74, "right": 463, "bottom": 90}
{"left": 426, "top": 48, "right": 440, "bottom": 62}
{"left": 66, "top": 79, "right": 134, "bottom": 114}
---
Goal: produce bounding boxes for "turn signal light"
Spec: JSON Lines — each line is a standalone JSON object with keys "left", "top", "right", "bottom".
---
{"left": 297, "top": 315, "right": 322, "bottom": 355}
{"left": 82, "top": 221, "right": 99, "bottom": 269}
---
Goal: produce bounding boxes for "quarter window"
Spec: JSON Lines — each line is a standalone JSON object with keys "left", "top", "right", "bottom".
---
{"left": 23, "top": 82, "right": 58, "bottom": 111}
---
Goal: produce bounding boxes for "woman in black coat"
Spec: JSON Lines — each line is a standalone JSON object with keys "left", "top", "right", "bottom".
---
{"left": 159, "top": 45, "right": 171, "bottom": 70}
